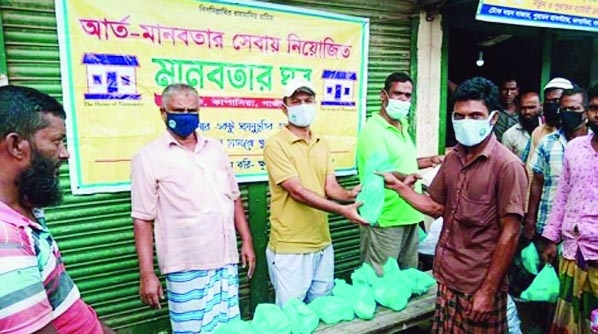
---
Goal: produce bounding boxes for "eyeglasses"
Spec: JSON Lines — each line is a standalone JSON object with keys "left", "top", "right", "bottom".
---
{"left": 162, "top": 107, "right": 199, "bottom": 114}
{"left": 559, "top": 107, "right": 584, "bottom": 113}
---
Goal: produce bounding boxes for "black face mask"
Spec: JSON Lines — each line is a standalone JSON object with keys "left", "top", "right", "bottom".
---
{"left": 17, "top": 152, "right": 63, "bottom": 208}
{"left": 588, "top": 121, "right": 598, "bottom": 135}
{"left": 559, "top": 111, "right": 585, "bottom": 132}
{"left": 543, "top": 102, "right": 560, "bottom": 127}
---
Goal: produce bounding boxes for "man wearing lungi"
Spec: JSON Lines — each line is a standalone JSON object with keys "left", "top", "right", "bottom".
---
{"left": 378, "top": 77, "right": 528, "bottom": 333}
{"left": 131, "top": 83, "right": 256, "bottom": 333}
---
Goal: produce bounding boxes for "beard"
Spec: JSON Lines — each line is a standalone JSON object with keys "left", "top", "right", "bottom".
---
{"left": 17, "top": 152, "right": 63, "bottom": 208}
{"left": 520, "top": 115, "right": 539, "bottom": 134}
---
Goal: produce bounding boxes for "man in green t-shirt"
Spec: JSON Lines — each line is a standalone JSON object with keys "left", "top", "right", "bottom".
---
{"left": 356, "top": 72, "right": 442, "bottom": 274}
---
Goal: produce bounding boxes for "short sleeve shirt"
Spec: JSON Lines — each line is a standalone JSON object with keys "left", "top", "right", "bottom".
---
{"left": 0, "top": 203, "right": 102, "bottom": 334}
{"left": 355, "top": 114, "right": 423, "bottom": 227}
{"left": 427, "top": 135, "right": 527, "bottom": 294}
{"left": 131, "top": 131, "right": 240, "bottom": 274}
{"left": 264, "top": 127, "right": 334, "bottom": 253}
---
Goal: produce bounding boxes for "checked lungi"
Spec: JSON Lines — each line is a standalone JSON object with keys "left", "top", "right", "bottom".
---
{"left": 166, "top": 264, "right": 240, "bottom": 334}
{"left": 432, "top": 282, "right": 508, "bottom": 334}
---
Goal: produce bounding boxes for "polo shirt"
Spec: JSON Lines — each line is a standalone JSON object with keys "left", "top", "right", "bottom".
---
{"left": 264, "top": 126, "right": 333, "bottom": 253}
{"left": 0, "top": 203, "right": 102, "bottom": 334}
{"left": 131, "top": 131, "right": 240, "bottom": 274}
{"left": 355, "top": 114, "right": 423, "bottom": 227}
{"left": 427, "top": 135, "right": 527, "bottom": 294}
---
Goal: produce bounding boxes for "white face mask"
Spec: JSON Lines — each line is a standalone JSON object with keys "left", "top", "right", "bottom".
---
{"left": 452, "top": 111, "right": 497, "bottom": 147}
{"left": 384, "top": 91, "right": 411, "bottom": 120}
{"left": 287, "top": 103, "right": 316, "bottom": 127}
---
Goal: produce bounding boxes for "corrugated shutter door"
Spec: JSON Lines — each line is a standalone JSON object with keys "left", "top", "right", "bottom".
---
{"left": 266, "top": 0, "right": 415, "bottom": 279}
{"left": 0, "top": 0, "right": 252, "bottom": 330}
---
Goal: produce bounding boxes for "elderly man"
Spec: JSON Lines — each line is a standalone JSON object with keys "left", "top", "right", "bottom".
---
{"left": 131, "top": 83, "right": 255, "bottom": 333}
{"left": 0, "top": 85, "right": 113, "bottom": 333}
{"left": 379, "top": 77, "right": 527, "bottom": 333}
{"left": 263, "top": 77, "right": 366, "bottom": 307}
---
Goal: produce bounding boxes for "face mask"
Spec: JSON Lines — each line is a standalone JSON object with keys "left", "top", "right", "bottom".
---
{"left": 287, "top": 103, "right": 316, "bottom": 127}
{"left": 452, "top": 111, "right": 497, "bottom": 147}
{"left": 166, "top": 112, "right": 199, "bottom": 138}
{"left": 588, "top": 122, "right": 598, "bottom": 134}
{"left": 18, "top": 151, "right": 63, "bottom": 208}
{"left": 384, "top": 91, "right": 411, "bottom": 120}
{"left": 543, "top": 102, "right": 560, "bottom": 127}
{"left": 559, "top": 111, "right": 585, "bottom": 132}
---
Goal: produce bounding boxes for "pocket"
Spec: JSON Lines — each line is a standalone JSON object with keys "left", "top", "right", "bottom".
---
{"left": 454, "top": 195, "right": 495, "bottom": 227}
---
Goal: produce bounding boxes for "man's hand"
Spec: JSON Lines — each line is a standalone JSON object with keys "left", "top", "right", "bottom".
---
{"left": 139, "top": 272, "right": 164, "bottom": 309}
{"left": 339, "top": 202, "right": 369, "bottom": 225}
{"left": 466, "top": 289, "right": 495, "bottom": 322}
{"left": 348, "top": 184, "right": 362, "bottom": 199}
{"left": 376, "top": 171, "right": 421, "bottom": 190}
{"left": 522, "top": 214, "right": 536, "bottom": 240}
{"left": 542, "top": 241, "right": 557, "bottom": 265}
{"left": 430, "top": 155, "right": 444, "bottom": 167}
{"left": 241, "top": 241, "right": 256, "bottom": 279}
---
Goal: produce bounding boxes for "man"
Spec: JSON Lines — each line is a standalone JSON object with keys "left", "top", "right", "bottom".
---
{"left": 502, "top": 91, "right": 541, "bottom": 158}
{"left": 378, "top": 77, "right": 528, "bottom": 333}
{"left": 263, "top": 77, "right": 367, "bottom": 307}
{"left": 541, "top": 82, "right": 598, "bottom": 334}
{"left": 523, "top": 77, "right": 573, "bottom": 164}
{"left": 355, "top": 71, "right": 442, "bottom": 274}
{"left": 131, "top": 83, "right": 256, "bottom": 333}
{"left": 524, "top": 85, "right": 589, "bottom": 239}
{"left": 494, "top": 78, "right": 520, "bottom": 141}
{"left": 0, "top": 86, "right": 113, "bottom": 333}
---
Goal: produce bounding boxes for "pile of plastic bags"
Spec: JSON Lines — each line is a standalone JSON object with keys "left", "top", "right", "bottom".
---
{"left": 215, "top": 258, "right": 436, "bottom": 334}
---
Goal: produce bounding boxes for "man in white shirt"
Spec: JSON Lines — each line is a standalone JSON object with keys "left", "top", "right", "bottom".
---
{"left": 502, "top": 91, "right": 541, "bottom": 158}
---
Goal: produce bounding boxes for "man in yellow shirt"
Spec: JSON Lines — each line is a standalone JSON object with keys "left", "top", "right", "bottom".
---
{"left": 263, "top": 77, "right": 366, "bottom": 307}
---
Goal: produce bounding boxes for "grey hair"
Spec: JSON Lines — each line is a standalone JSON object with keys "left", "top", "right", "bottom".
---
{"left": 161, "top": 83, "right": 199, "bottom": 108}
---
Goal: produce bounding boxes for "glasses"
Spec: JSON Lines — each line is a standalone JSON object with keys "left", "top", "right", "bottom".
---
{"left": 559, "top": 107, "right": 584, "bottom": 113}
{"left": 162, "top": 107, "right": 199, "bottom": 114}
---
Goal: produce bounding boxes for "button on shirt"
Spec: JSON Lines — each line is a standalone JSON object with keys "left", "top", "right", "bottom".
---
{"left": 427, "top": 135, "right": 527, "bottom": 294}
{"left": 528, "top": 130, "right": 568, "bottom": 234}
{"left": 131, "top": 132, "right": 240, "bottom": 274}
{"left": 542, "top": 134, "right": 598, "bottom": 261}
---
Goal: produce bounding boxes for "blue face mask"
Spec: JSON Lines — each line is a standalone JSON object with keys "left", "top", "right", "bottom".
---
{"left": 166, "top": 112, "right": 199, "bottom": 138}
{"left": 452, "top": 111, "right": 497, "bottom": 147}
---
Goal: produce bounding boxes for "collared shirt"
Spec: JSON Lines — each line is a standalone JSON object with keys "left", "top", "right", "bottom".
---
{"left": 493, "top": 109, "right": 519, "bottom": 142}
{"left": 501, "top": 123, "right": 530, "bottom": 158}
{"left": 131, "top": 131, "right": 240, "bottom": 274}
{"left": 528, "top": 130, "right": 568, "bottom": 234}
{"left": 355, "top": 114, "right": 423, "bottom": 227}
{"left": 542, "top": 134, "right": 598, "bottom": 261}
{"left": 427, "top": 135, "right": 527, "bottom": 294}
{"left": 264, "top": 126, "right": 334, "bottom": 253}
{"left": 0, "top": 202, "right": 102, "bottom": 334}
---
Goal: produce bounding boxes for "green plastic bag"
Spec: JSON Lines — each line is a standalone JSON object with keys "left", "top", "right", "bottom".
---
{"left": 332, "top": 278, "right": 376, "bottom": 320}
{"left": 308, "top": 296, "right": 355, "bottom": 325}
{"left": 282, "top": 299, "right": 320, "bottom": 334}
{"left": 371, "top": 259, "right": 412, "bottom": 311}
{"left": 418, "top": 226, "right": 427, "bottom": 242}
{"left": 351, "top": 262, "right": 379, "bottom": 286}
{"left": 521, "top": 242, "right": 540, "bottom": 275}
{"left": 520, "top": 264, "right": 560, "bottom": 303}
{"left": 214, "top": 320, "right": 257, "bottom": 334}
{"left": 252, "top": 303, "right": 291, "bottom": 334}
{"left": 401, "top": 268, "right": 436, "bottom": 295}
{"left": 357, "top": 153, "right": 395, "bottom": 225}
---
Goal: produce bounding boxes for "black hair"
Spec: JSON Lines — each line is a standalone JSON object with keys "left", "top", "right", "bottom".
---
{"left": 562, "top": 84, "right": 587, "bottom": 106}
{"left": 0, "top": 85, "right": 66, "bottom": 138}
{"left": 453, "top": 77, "right": 500, "bottom": 112}
{"left": 586, "top": 81, "right": 598, "bottom": 105}
{"left": 383, "top": 72, "right": 413, "bottom": 92}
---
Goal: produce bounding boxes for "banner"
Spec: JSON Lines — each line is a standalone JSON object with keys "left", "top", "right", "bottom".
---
{"left": 55, "top": 0, "right": 369, "bottom": 194}
{"left": 476, "top": 0, "right": 598, "bottom": 32}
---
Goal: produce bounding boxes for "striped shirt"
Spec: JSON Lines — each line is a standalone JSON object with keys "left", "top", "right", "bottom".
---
{"left": 0, "top": 201, "right": 102, "bottom": 334}
{"left": 528, "top": 130, "right": 567, "bottom": 234}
